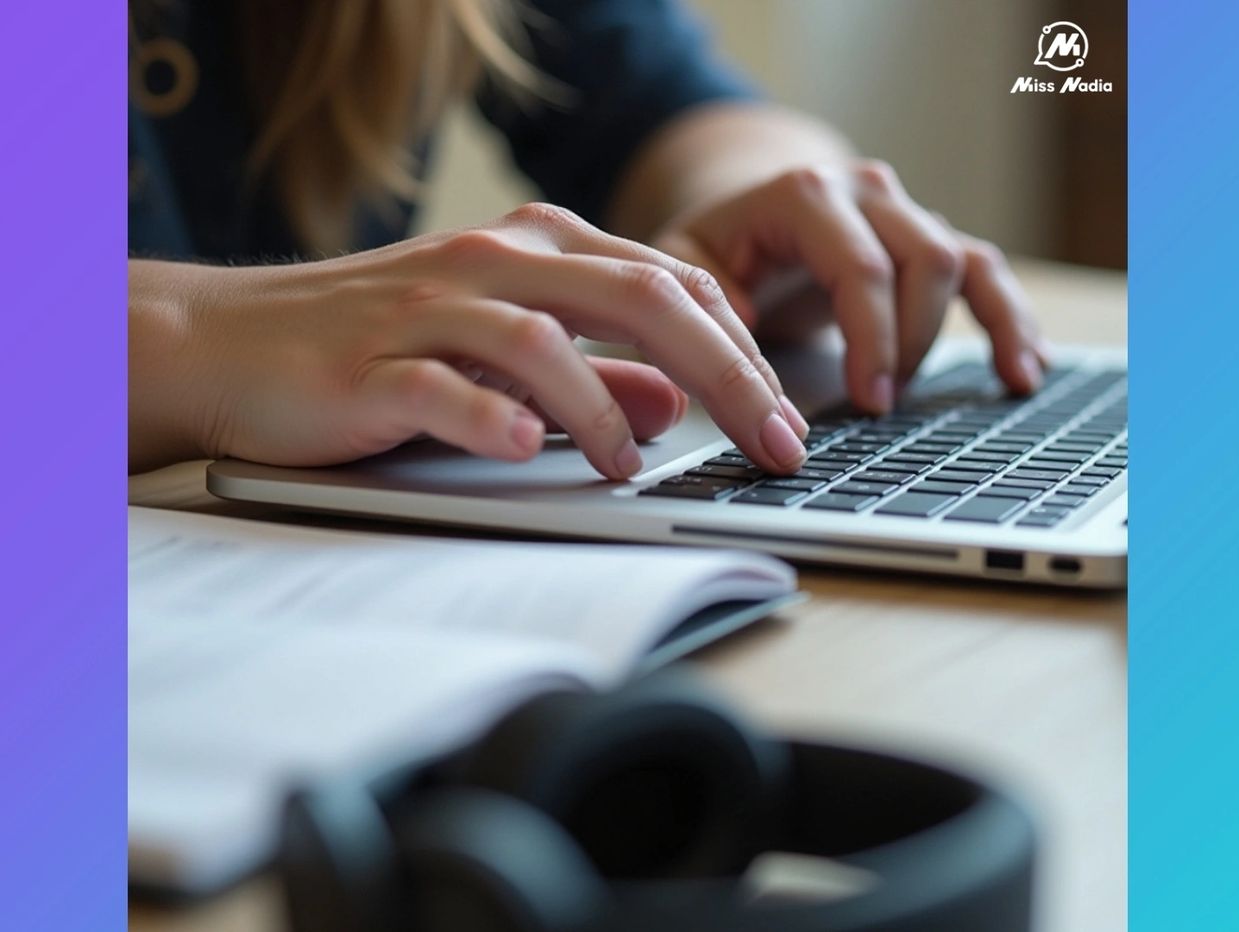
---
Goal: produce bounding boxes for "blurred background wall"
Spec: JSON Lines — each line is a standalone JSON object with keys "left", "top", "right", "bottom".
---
{"left": 419, "top": 0, "right": 1125, "bottom": 268}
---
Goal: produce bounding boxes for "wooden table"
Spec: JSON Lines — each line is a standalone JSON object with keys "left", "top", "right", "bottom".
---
{"left": 129, "top": 259, "right": 1127, "bottom": 932}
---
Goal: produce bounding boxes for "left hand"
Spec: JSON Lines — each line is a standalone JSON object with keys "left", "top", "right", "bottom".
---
{"left": 651, "top": 160, "right": 1050, "bottom": 414}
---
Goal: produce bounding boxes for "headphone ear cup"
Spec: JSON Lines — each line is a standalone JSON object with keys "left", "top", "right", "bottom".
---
{"left": 397, "top": 788, "right": 608, "bottom": 932}
{"left": 279, "top": 782, "right": 408, "bottom": 932}
{"left": 456, "top": 674, "right": 788, "bottom": 879}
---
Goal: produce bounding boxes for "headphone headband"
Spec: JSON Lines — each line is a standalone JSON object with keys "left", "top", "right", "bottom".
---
{"left": 280, "top": 678, "right": 1035, "bottom": 932}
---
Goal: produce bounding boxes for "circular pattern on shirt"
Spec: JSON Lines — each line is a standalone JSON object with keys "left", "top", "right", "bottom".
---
{"left": 130, "top": 36, "right": 199, "bottom": 118}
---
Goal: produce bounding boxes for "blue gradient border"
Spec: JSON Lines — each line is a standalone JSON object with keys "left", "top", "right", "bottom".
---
{"left": 1130, "top": 0, "right": 1239, "bottom": 928}
{"left": 0, "top": 2, "right": 127, "bottom": 929}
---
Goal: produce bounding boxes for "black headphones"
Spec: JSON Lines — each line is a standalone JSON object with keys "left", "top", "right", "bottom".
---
{"left": 278, "top": 675, "right": 1035, "bottom": 932}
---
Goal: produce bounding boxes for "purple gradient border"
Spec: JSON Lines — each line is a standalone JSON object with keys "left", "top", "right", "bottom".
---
{"left": 0, "top": 2, "right": 127, "bottom": 928}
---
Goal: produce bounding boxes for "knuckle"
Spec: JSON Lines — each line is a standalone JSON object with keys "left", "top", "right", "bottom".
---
{"left": 968, "top": 239, "right": 1007, "bottom": 274}
{"left": 465, "top": 391, "right": 507, "bottom": 434}
{"left": 922, "top": 239, "right": 966, "bottom": 281}
{"left": 591, "top": 397, "right": 624, "bottom": 434}
{"left": 509, "top": 201, "right": 580, "bottom": 230}
{"left": 436, "top": 228, "right": 510, "bottom": 265}
{"left": 777, "top": 165, "right": 838, "bottom": 200}
{"left": 622, "top": 263, "right": 685, "bottom": 307}
{"left": 853, "top": 158, "right": 899, "bottom": 193}
{"left": 509, "top": 310, "right": 566, "bottom": 360}
{"left": 680, "top": 263, "right": 724, "bottom": 305}
{"left": 398, "top": 360, "right": 447, "bottom": 405}
{"left": 844, "top": 249, "right": 895, "bottom": 287}
{"left": 717, "top": 354, "right": 763, "bottom": 395}
{"left": 750, "top": 352, "right": 778, "bottom": 384}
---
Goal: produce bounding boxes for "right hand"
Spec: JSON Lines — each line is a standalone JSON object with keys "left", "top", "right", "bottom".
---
{"left": 135, "top": 203, "right": 810, "bottom": 478}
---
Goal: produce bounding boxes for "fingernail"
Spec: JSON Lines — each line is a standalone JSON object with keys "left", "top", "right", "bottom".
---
{"left": 779, "top": 395, "right": 810, "bottom": 439}
{"left": 614, "top": 438, "right": 644, "bottom": 478}
{"left": 1019, "top": 351, "right": 1044, "bottom": 391}
{"left": 760, "top": 411, "right": 806, "bottom": 469}
{"left": 870, "top": 374, "right": 895, "bottom": 413}
{"left": 510, "top": 411, "right": 544, "bottom": 453}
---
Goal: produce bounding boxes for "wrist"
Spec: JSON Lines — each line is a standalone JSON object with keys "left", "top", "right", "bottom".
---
{"left": 128, "top": 260, "right": 237, "bottom": 471}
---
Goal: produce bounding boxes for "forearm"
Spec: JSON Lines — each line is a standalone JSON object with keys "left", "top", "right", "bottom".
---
{"left": 128, "top": 259, "right": 220, "bottom": 473}
{"left": 605, "top": 100, "right": 854, "bottom": 242}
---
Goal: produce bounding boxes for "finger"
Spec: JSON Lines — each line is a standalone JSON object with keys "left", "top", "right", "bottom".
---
{"left": 643, "top": 229, "right": 760, "bottom": 329}
{"left": 762, "top": 170, "right": 899, "bottom": 414}
{"left": 501, "top": 203, "right": 796, "bottom": 415}
{"left": 644, "top": 232, "right": 814, "bottom": 435}
{"left": 361, "top": 358, "right": 546, "bottom": 460}
{"left": 955, "top": 234, "right": 1047, "bottom": 394}
{"left": 412, "top": 298, "right": 644, "bottom": 480}
{"left": 480, "top": 252, "right": 806, "bottom": 474}
{"left": 584, "top": 356, "right": 690, "bottom": 440}
{"left": 858, "top": 192, "right": 964, "bottom": 386}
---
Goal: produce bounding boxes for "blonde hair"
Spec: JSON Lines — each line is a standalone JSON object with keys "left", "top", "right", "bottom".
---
{"left": 237, "top": 0, "right": 554, "bottom": 253}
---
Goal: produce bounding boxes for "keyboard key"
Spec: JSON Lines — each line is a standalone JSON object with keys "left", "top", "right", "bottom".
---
{"left": 1045, "top": 442, "right": 1102, "bottom": 454}
{"left": 882, "top": 451, "right": 945, "bottom": 465}
{"left": 1015, "top": 515, "right": 1062, "bottom": 528}
{"left": 1043, "top": 495, "right": 1087, "bottom": 509}
{"left": 1067, "top": 473, "right": 1109, "bottom": 487}
{"left": 1007, "top": 468, "right": 1074, "bottom": 483}
{"left": 944, "top": 496, "right": 1025, "bottom": 523}
{"left": 640, "top": 478, "right": 739, "bottom": 500}
{"left": 923, "top": 431, "right": 976, "bottom": 444}
{"left": 991, "top": 477, "right": 1056, "bottom": 491}
{"left": 979, "top": 484, "right": 1041, "bottom": 500}
{"left": 955, "top": 450, "right": 1017, "bottom": 464}
{"left": 1026, "top": 505, "right": 1071, "bottom": 520}
{"left": 902, "top": 442, "right": 959, "bottom": 455}
{"left": 803, "top": 460, "right": 857, "bottom": 475}
{"left": 1028, "top": 450, "right": 1089, "bottom": 464}
{"left": 811, "top": 451, "right": 872, "bottom": 464}
{"left": 705, "top": 455, "right": 752, "bottom": 467}
{"left": 758, "top": 477, "right": 826, "bottom": 492}
{"left": 802, "top": 492, "right": 878, "bottom": 512}
{"left": 876, "top": 458, "right": 933, "bottom": 474}
{"left": 910, "top": 480, "right": 973, "bottom": 496}
{"left": 833, "top": 480, "right": 899, "bottom": 497}
{"left": 731, "top": 487, "right": 807, "bottom": 506}
{"left": 874, "top": 492, "right": 958, "bottom": 518}
{"left": 795, "top": 467, "right": 845, "bottom": 481}
{"left": 1060, "top": 483, "right": 1100, "bottom": 497}
{"left": 827, "top": 441, "right": 887, "bottom": 454}
{"left": 1081, "top": 466, "right": 1121, "bottom": 479}
{"left": 974, "top": 442, "right": 1032, "bottom": 454}
{"left": 1020, "top": 459, "right": 1075, "bottom": 473}
{"left": 854, "top": 431, "right": 908, "bottom": 444}
{"left": 1050, "top": 487, "right": 1092, "bottom": 500}
{"left": 688, "top": 464, "right": 762, "bottom": 480}
{"left": 1097, "top": 456, "right": 1127, "bottom": 468}
{"left": 851, "top": 470, "right": 916, "bottom": 486}
{"left": 932, "top": 468, "right": 996, "bottom": 483}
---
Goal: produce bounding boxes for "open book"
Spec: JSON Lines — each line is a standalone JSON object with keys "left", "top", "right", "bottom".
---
{"left": 128, "top": 507, "right": 798, "bottom": 895}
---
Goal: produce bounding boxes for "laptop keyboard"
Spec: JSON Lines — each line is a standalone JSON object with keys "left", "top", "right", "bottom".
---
{"left": 638, "top": 363, "right": 1127, "bottom": 529}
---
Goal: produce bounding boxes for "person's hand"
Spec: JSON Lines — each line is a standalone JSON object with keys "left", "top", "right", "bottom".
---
{"left": 142, "top": 203, "right": 812, "bottom": 478}
{"left": 651, "top": 160, "right": 1050, "bottom": 413}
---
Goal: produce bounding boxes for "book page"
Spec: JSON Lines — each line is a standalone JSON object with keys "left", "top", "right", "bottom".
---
{"left": 130, "top": 507, "right": 795, "bottom": 682}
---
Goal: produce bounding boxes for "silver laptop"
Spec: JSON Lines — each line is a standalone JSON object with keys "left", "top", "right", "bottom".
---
{"left": 207, "top": 339, "right": 1127, "bottom": 588}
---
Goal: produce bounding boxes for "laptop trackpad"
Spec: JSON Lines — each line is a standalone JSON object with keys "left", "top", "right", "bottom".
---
{"left": 341, "top": 408, "right": 727, "bottom": 497}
